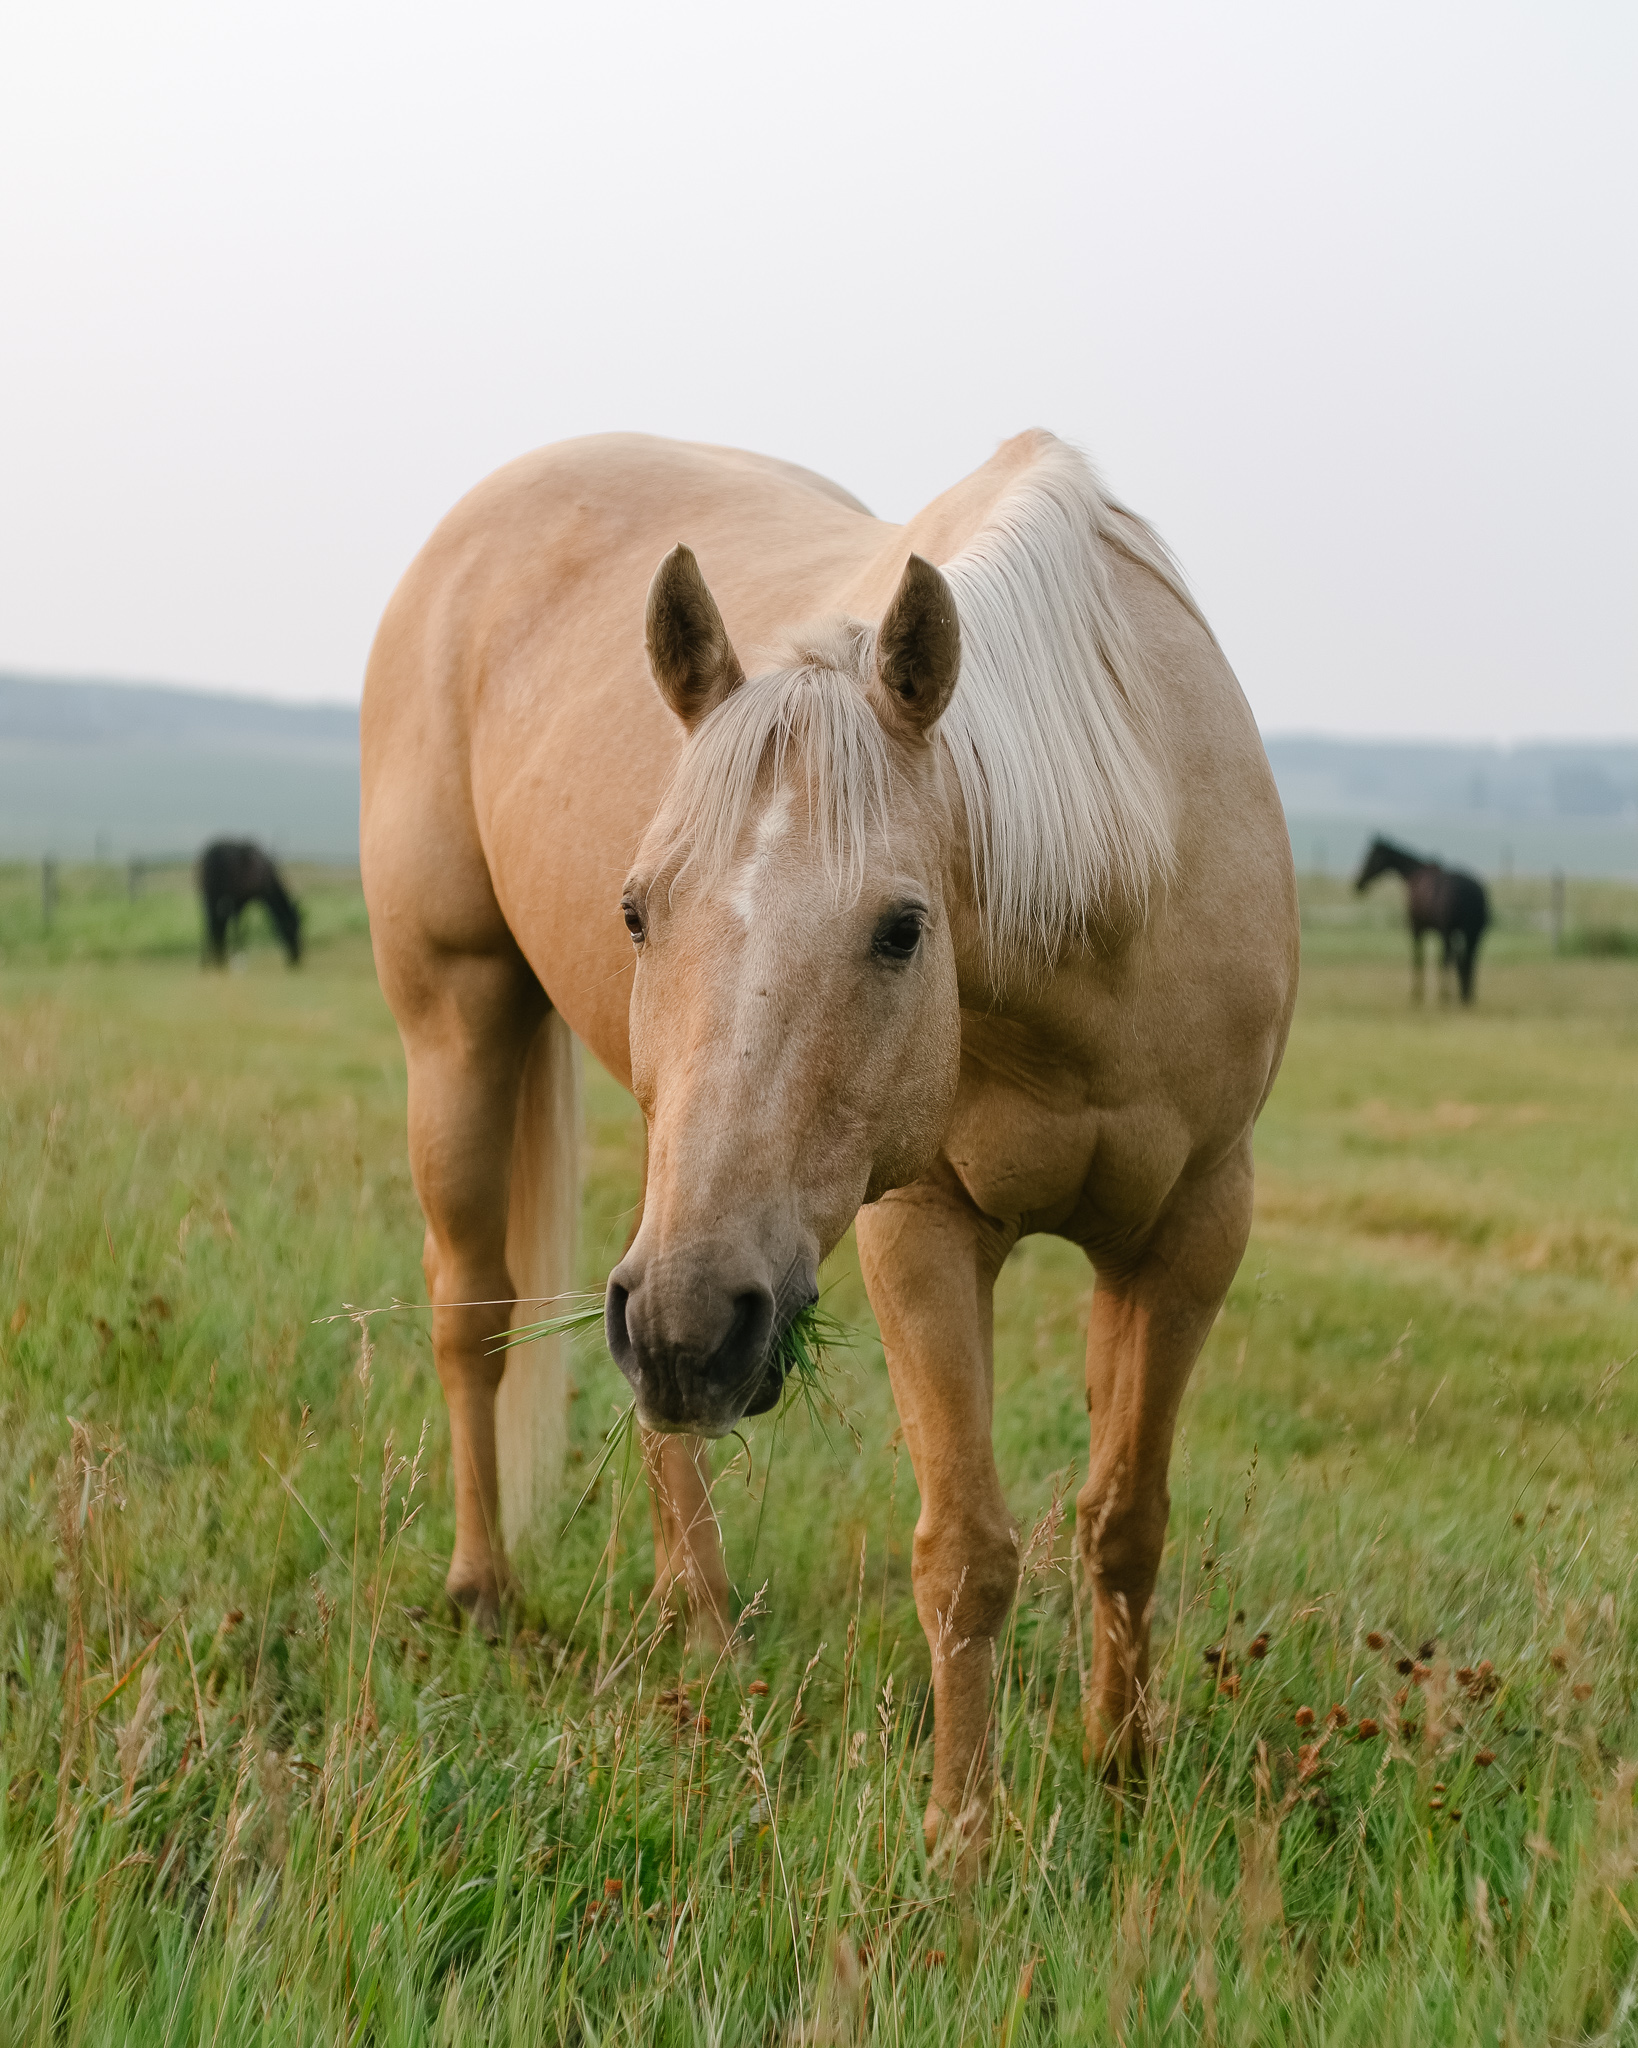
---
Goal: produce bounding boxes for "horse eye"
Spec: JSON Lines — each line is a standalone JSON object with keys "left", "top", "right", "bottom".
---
{"left": 621, "top": 898, "right": 646, "bottom": 947}
{"left": 872, "top": 910, "right": 925, "bottom": 962}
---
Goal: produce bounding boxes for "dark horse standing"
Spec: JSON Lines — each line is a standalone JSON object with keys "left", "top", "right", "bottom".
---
{"left": 198, "top": 840, "right": 302, "bottom": 966}
{"left": 1354, "top": 835, "right": 1489, "bottom": 1003}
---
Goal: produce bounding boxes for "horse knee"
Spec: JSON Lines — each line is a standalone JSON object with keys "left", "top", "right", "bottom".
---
{"left": 912, "top": 1511, "right": 1019, "bottom": 1647}
{"left": 1077, "top": 1468, "right": 1168, "bottom": 1597}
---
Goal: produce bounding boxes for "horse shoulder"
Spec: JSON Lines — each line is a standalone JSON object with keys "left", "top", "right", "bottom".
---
{"left": 933, "top": 536, "right": 1293, "bottom": 1240}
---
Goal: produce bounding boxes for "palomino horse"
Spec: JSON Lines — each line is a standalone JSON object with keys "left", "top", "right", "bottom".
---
{"left": 361, "top": 430, "right": 1298, "bottom": 1856}
{"left": 1354, "top": 834, "right": 1490, "bottom": 1003}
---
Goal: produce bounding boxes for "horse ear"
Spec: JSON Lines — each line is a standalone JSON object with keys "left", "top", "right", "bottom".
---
{"left": 645, "top": 544, "right": 745, "bottom": 731}
{"left": 874, "top": 554, "right": 960, "bottom": 738}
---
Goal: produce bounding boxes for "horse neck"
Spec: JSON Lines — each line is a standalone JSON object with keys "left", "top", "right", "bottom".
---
{"left": 936, "top": 760, "right": 1142, "bottom": 1011}
{"left": 1375, "top": 844, "right": 1425, "bottom": 880}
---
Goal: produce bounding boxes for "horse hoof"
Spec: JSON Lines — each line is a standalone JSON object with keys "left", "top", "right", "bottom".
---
{"left": 923, "top": 1795, "right": 990, "bottom": 1885}
{"left": 1084, "top": 1714, "right": 1149, "bottom": 1790}
{"left": 446, "top": 1573, "right": 512, "bottom": 1641}
{"left": 653, "top": 1574, "right": 736, "bottom": 1659}
{"left": 687, "top": 1606, "right": 736, "bottom": 1660}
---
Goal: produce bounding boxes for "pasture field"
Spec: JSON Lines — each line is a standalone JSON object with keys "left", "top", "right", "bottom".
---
{"left": 1, "top": 871, "right": 1636, "bottom": 2044}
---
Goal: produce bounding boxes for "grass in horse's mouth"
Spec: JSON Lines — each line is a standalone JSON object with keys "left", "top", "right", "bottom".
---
{"left": 496, "top": 1292, "right": 852, "bottom": 1534}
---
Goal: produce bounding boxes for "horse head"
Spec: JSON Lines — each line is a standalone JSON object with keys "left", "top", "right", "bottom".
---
{"left": 267, "top": 878, "right": 304, "bottom": 963}
{"left": 604, "top": 546, "right": 964, "bottom": 1435}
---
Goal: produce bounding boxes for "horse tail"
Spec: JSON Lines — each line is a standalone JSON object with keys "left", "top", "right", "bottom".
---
{"left": 494, "top": 1006, "right": 581, "bottom": 1559}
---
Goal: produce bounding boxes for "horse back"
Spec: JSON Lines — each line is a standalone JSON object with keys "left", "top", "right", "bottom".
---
{"left": 199, "top": 838, "right": 275, "bottom": 900}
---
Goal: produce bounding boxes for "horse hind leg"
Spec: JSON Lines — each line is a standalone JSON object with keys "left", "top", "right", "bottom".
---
{"left": 1457, "top": 931, "right": 1478, "bottom": 1004}
{"left": 1079, "top": 1143, "right": 1254, "bottom": 1774}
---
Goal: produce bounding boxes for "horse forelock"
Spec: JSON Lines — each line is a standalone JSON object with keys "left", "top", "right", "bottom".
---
{"left": 646, "top": 630, "right": 901, "bottom": 911}
{"left": 648, "top": 436, "right": 1188, "bottom": 971}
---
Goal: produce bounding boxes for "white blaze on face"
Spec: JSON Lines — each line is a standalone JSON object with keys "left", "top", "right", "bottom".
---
{"left": 727, "top": 785, "right": 793, "bottom": 927}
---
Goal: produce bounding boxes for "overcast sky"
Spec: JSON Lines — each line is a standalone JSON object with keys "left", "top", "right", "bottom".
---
{"left": 2, "top": 1, "right": 1632, "bottom": 739}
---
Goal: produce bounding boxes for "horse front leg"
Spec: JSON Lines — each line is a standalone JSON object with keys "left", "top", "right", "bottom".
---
{"left": 857, "top": 1168, "right": 1019, "bottom": 1873}
{"left": 642, "top": 1431, "right": 732, "bottom": 1649}
{"left": 1080, "top": 1141, "right": 1254, "bottom": 1770}
{"left": 623, "top": 1136, "right": 732, "bottom": 1652}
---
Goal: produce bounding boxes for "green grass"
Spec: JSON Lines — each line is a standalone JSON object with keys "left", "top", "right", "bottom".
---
{"left": 1, "top": 878, "right": 1636, "bottom": 2042}
{"left": 500, "top": 1295, "right": 854, "bottom": 1552}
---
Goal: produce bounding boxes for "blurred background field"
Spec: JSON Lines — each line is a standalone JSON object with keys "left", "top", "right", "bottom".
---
{"left": 7, "top": 669, "right": 1637, "bottom": 890}
{"left": 0, "top": 877, "right": 1634, "bottom": 2041}
{"left": 4, "top": 854, "right": 1635, "bottom": 968}
{"left": 0, "top": 674, "right": 359, "bottom": 865}
{"left": 0, "top": 859, "right": 370, "bottom": 966}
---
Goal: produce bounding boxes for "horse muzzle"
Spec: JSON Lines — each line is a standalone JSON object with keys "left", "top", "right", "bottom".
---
{"left": 604, "top": 1245, "right": 800, "bottom": 1435}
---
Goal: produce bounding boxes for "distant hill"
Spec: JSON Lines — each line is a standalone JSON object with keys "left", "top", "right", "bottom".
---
{"left": 0, "top": 672, "right": 360, "bottom": 861}
{"left": 1265, "top": 737, "right": 1638, "bottom": 881}
{"left": 4, "top": 672, "right": 1636, "bottom": 879}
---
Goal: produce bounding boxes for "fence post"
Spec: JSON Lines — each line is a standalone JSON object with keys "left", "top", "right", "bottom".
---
{"left": 42, "top": 858, "right": 58, "bottom": 933}
{"left": 127, "top": 858, "right": 144, "bottom": 903}
{"left": 1549, "top": 869, "right": 1566, "bottom": 954}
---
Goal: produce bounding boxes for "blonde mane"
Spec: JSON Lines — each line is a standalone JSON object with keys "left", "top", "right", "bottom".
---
{"left": 651, "top": 436, "right": 1205, "bottom": 970}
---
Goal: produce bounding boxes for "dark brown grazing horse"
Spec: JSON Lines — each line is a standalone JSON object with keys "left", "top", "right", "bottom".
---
{"left": 198, "top": 839, "right": 302, "bottom": 965}
{"left": 1354, "top": 835, "right": 1489, "bottom": 1003}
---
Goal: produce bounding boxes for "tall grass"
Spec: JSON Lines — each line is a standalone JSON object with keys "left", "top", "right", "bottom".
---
{"left": 6, "top": 1375, "right": 1636, "bottom": 2043}
{"left": 1, "top": 926, "right": 1635, "bottom": 2041}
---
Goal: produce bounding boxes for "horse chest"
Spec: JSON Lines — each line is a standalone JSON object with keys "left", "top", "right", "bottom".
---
{"left": 942, "top": 1056, "right": 1187, "bottom": 1241}
{"left": 943, "top": 1091, "right": 1093, "bottom": 1223}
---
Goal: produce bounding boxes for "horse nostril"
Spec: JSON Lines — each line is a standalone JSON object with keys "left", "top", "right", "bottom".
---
{"left": 725, "top": 1287, "right": 775, "bottom": 1379}
{"left": 604, "top": 1281, "right": 634, "bottom": 1373}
